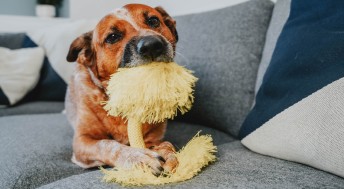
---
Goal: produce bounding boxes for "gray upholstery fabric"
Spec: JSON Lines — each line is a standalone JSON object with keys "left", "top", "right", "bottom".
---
{"left": 174, "top": 0, "right": 274, "bottom": 137}
{"left": 0, "top": 114, "right": 86, "bottom": 189}
{"left": 254, "top": 0, "right": 291, "bottom": 94}
{"left": 165, "top": 121, "right": 235, "bottom": 149}
{"left": 0, "top": 102, "right": 65, "bottom": 116}
{"left": 0, "top": 32, "right": 25, "bottom": 49}
{"left": 0, "top": 113, "right": 233, "bottom": 189}
{"left": 39, "top": 141, "right": 344, "bottom": 189}
{"left": 3, "top": 2, "right": 343, "bottom": 189}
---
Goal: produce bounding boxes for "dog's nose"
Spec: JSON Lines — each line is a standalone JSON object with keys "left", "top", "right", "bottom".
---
{"left": 137, "top": 36, "right": 165, "bottom": 59}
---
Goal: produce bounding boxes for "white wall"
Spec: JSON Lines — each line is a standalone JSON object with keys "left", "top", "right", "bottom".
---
{"left": 0, "top": 0, "right": 69, "bottom": 17}
{"left": 70, "top": 0, "right": 253, "bottom": 19}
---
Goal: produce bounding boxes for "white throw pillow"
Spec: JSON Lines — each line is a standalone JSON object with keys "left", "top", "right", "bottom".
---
{"left": 0, "top": 47, "right": 44, "bottom": 105}
{"left": 27, "top": 20, "right": 97, "bottom": 83}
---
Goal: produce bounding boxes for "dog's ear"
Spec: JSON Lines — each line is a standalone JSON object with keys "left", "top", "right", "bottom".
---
{"left": 66, "top": 31, "right": 94, "bottom": 66}
{"left": 155, "top": 6, "right": 178, "bottom": 42}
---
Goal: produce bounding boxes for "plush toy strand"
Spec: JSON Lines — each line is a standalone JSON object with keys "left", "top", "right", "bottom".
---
{"left": 101, "top": 132, "right": 217, "bottom": 186}
{"left": 102, "top": 62, "right": 217, "bottom": 186}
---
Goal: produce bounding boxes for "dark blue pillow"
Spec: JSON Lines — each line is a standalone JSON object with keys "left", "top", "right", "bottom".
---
{"left": 240, "top": 0, "right": 344, "bottom": 138}
{"left": 0, "top": 91, "right": 10, "bottom": 105}
{"left": 238, "top": 0, "right": 344, "bottom": 178}
{"left": 18, "top": 36, "right": 67, "bottom": 103}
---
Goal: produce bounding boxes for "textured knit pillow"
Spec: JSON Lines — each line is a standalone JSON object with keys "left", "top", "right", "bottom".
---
{"left": 240, "top": 0, "right": 344, "bottom": 178}
{"left": 174, "top": 0, "right": 274, "bottom": 137}
{"left": 0, "top": 47, "right": 44, "bottom": 105}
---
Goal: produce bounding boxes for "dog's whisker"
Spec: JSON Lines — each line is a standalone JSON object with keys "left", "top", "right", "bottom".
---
{"left": 176, "top": 46, "right": 186, "bottom": 51}
{"left": 175, "top": 51, "right": 189, "bottom": 65}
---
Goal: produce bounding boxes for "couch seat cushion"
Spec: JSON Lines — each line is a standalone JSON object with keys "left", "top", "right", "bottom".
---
{"left": 39, "top": 141, "right": 344, "bottom": 189}
{"left": 0, "top": 101, "right": 64, "bottom": 116}
{"left": 0, "top": 114, "right": 85, "bottom": 189}
{"left": 0, "top": 113, "right": 233, "bottom": 189}
{"left": 165, "top": 121, "right": 235, "bottom": 149}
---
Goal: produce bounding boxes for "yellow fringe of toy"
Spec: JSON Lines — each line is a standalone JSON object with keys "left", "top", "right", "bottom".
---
{"left": 102, "top": 62, "right": 217, "bottom": 186}
{"left": 103, "top": 62, "right": 198, "bottom": 124}
{"left": 101, "top": 132, "right": 217, "bottom": 186}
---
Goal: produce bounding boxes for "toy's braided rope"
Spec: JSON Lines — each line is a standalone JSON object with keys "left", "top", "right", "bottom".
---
{"left": 127, "top": 119, "right": 145, "bottom": 148}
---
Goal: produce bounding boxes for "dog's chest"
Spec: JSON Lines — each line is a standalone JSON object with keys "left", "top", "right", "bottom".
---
{"left": 73, "top": 65, "right": 160, "bottom": 144}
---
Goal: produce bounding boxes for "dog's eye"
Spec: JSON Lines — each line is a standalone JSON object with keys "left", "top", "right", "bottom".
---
{"left": 146, "top": 16, "right": 160, "bottom": 28}
{"left": 105, "top": 33, "right": 122, "bottom": 44}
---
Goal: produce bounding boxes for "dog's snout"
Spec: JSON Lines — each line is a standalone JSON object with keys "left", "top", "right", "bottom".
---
{"left": 121, "top": 35, "right": 172, "bottom": 67}
{"left": 137, "top": 36, "right": 165, "bottom": 60}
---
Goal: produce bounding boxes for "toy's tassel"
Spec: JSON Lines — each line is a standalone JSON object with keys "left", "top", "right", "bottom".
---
{"left": 101, "top": 132, "right": 217, "bottom": 186}
{"left": 127, "top": 119, "right": 145, "bottom": 148}
{"left": 102, "top": 62, "right": 197, "bottom": 124}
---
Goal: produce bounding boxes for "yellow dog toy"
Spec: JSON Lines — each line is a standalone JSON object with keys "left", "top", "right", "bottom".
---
{"left": 102, "top": 62, "right": 217, "bottom": 186}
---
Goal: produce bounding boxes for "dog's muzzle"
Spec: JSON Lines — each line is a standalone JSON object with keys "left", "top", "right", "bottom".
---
{"left": 121, "top": 35, "right": 173, "bottom": 67}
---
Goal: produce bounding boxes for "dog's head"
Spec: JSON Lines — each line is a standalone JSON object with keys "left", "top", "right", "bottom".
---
{"left": 67, "top": 4, "right": 178, "bottom": 82}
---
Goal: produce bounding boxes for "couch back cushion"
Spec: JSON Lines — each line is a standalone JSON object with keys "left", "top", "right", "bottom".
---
{"left": 0, "top": 33, "right": 26, "bottom": 49}
{"left": 174, "top": 0, "right": 273, "bottom": 137}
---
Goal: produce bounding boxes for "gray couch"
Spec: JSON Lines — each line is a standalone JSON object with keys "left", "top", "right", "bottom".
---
{"left": 1, "top": 0, "right": 344, "bottom": 188}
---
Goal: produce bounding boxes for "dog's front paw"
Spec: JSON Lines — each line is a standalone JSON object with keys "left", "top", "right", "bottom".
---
{"left": 115, "top": 146, "right": 165, "bottom": 175}
{"left": 150, "top": 141, "right": 179, "bottom": 173}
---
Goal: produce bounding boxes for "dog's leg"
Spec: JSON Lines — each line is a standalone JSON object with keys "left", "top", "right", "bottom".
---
{"left": 150, "top": 141, "right": 179, "bottom": 173}
{"left": 144, "top": 122, "right": 179, "bottom": 173}
{"left": 72, "top": 134, "right": 165, "bottom": 174}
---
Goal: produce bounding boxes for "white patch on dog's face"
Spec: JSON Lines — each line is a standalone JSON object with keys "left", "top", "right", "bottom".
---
{"left": 113, "top": 8, "right": 140, "bottom": 30}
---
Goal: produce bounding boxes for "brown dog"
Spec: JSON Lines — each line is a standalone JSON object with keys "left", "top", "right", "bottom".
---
{"left": 65, "top": 4, "right": 179, "bottom": 174}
